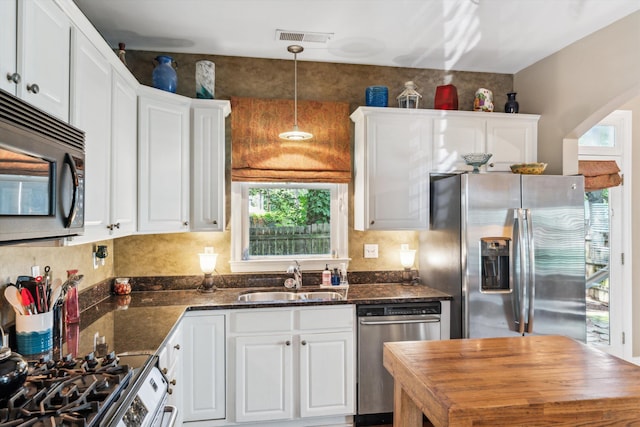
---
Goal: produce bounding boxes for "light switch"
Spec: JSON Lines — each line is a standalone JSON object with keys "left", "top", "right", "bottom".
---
{"left": 364, "top": 244, "right": 378, "bottom": 258}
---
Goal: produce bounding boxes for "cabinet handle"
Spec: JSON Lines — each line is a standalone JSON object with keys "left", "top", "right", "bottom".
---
{"left": 168, "top": 388, "right": 173, "bottom": 395}
{"left": 285, "top": 340, "right": 291, "bottom": 346}
{"left": 170, "top": 379, "right": 177, "bottom": 385}
{"left": 106, "top": 222, "right": 121, "bottom": 231}
{"left": 6, "top": 72, "right": 20, "bottom": 84}
{"left": 26, "top": 83, "right": 39, "bottom": 94}
{"left": 174, "top": 344, "right": 181, "bottom": 350}
{"left": 370, "top": 220, "right": 375, "bottom": 225}
{"left": 489, "top": 162, "right": 495, "bottom": 168}
{"left": 301, "top": 340, "right": 307, "bottom": 346}
{"left": 183, "top": 221, "right": 189, "bottom": 227}
{"left": 212, "top": 220, "right": 218, "bottom": 225}
{"left": 162, "top": 367, "right": 168, "bottom": 374}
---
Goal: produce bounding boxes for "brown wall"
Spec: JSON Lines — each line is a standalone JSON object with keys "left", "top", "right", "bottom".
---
{"left": 112, "top": 51, "right": 514, "bottom": 277}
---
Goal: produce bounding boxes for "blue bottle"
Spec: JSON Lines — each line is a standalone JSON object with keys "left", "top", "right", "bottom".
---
{"left": 152, "top": 55, "right": 178, "bottom": 93}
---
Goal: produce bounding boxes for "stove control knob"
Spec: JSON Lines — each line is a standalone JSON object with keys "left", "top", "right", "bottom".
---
{"left": 170, "top": 379, "right": 177, "bottom": 385}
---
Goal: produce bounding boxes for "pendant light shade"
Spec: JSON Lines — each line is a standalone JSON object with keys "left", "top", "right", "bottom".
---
{"left": 279, "top": 45, "right": 313, "bottom": 141}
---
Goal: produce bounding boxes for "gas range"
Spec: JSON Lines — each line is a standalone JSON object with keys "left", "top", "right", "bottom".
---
{"left": 0, "top": 351, "right": 168, "bottom": 427}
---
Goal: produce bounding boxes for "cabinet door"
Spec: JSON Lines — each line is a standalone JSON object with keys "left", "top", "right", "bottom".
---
{"left": 70, "top": 30, "right": 112, "bottom": 242}
{"left": 486, "top": 117, "right": 537, "bottom": 172}
{"left": 0, "top": 0, "right": 17, "bottom": 95}
{"left": 138, "top": 89, "right": 190, "bottom": 233}
{"left": 235, "top": 334, "right": 293, "bottom": 422}
{"left": 110, "top": 71, "right": 138, "bottom": 237}
{"left": 158, "top": 324, "right": 183, "bottom": 426}
{"left": 18, "top": 0, "right": 70, "bottom": 121}
{"left": 356, "top": 113, "right": 431, "bottom": 230}
{"left": 182, "top": 313, "right": 226, "bottom": 422}
{"left": 190, "top": 101, "right": 230, "bottom": 231}
{"left": 299, "top": 332, "right": 355, "bottom": 418}
{"left": 432, "top": 116, "right": 486, "bottom": 172}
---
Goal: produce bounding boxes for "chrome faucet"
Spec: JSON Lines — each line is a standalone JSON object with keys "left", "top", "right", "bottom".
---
{"left": 286, "top": 261, "right": 302, "bottom": 290}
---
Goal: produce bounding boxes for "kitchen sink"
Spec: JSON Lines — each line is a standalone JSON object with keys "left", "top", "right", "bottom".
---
{"left": 301, "top": 291, "right": 344, "bottom": 301}
{"left": 237, "top": 290, "right": 345, "bottom": 303}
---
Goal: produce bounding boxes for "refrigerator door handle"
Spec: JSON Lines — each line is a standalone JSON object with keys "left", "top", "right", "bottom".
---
{"left": 514, "top": 208, "right": 528, "bottom": 334}
{"left": 525, "top": 208, "right": 536, "bottom": 333}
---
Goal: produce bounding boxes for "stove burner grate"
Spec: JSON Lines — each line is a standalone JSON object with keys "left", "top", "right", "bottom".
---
{"left": 0, "top": 353, "right": 133, "bottom": 427}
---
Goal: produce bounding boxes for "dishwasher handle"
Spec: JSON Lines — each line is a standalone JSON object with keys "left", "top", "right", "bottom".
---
{"left": 359, "top": 317, "right": 440, "bottom": 326}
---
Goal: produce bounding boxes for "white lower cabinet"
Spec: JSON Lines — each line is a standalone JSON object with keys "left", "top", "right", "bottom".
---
{"left": 229, "top": 305, "right": 355, "bottom": 425}
{"left": 298, "top": 331, "right": 354, "bottom": 418}
{"left": 234, "top": 333, "right": 293, "bottom": 422}
{"left": 158, "top": 322, "right": 184, "bottom": 426}
{"left": 182, "top": 312, "right": 226, "bottom": 423}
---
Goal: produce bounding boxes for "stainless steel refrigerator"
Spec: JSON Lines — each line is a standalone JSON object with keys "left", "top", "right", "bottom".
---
{"left": 419, "top": 172, "right": 586, "bottom": 341}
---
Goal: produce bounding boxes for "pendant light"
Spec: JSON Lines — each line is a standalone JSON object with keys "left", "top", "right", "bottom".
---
{"left": 279, "top": 45, "right": 313, "bottom": 141}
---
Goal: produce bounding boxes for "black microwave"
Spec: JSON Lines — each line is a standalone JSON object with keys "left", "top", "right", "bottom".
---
{"left": 0, "top": 89, "right": 85, "bottom": 245}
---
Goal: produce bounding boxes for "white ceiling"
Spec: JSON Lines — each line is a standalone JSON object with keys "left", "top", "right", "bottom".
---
{"left": 73, "top": 0, "right": 640, "bottom": 74}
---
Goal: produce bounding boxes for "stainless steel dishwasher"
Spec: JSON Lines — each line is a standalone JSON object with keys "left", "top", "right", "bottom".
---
{"left": 356, "top": 301, "right": 442, "bottom": 426}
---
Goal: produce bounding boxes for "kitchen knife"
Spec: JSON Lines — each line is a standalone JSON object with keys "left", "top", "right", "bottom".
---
{"left": 36, "top": 281, "right": 47, "bottom": 313}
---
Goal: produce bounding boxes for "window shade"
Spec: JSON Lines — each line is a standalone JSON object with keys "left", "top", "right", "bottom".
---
{"left": 231, "top": 97, "right": 351, "bottom": 183}
{"left": 578, "top": 160, "right": 622, "bottom": 191}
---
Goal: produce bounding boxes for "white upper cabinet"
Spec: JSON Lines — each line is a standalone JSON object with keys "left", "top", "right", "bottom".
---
{"left": 69, "top": 29, "right": 112, "bottom": 242}
{"left": 432, "top": 115, "right": 486, "bottom": 172}
{"left": 485, "top": 115, "right": 538, "bottom": 171}
{"left": 431, "top": 110, "right": 539, "bottom": 173}
{"left": 138, "top": 86, "right": 191, "bottom": 233}
{"left": 190, "top": 100, "right": 231, "bottom": 232}
{"left": 351, "top": 107, "right": 539, "bottom": 230}
{"left": 109, "top": 70, "right": 138, "bottom": 238}
{"left": 16, "top": 0, "right": 71, "bottom": 121}
{"left": 0, "top": 1, "right": 17, "bottom": 95}
{"left": 351, "top": 108, "right": 432, "bottom": 231}
{"left": 68, "top": 30, "right": 137, "bottom": 244}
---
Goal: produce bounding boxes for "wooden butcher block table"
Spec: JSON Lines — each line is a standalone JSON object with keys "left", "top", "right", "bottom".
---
{"left": 383, "top": 335, "right": 640, "bottom": 426}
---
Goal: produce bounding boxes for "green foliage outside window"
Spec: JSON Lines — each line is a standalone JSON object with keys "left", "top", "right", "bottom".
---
{"left": 249, "top": 188, "right": 330, "bottom": 226}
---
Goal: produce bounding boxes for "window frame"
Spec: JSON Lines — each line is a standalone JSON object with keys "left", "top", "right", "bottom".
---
{"left": 230, "top": 181, "right": 349, "bottom": 273}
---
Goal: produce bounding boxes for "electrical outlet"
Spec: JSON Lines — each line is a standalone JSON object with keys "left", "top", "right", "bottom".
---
{"left": 364, "top": 244, "right": 378, "bottom": 258}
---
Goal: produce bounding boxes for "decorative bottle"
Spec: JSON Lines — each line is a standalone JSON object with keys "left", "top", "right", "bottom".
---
{"left": 195, "top": 60, "right": 215, "bottom": 99}
{"left": 322, "top": 264, "right": 332, "bottom": 286}
{"left": 117, "top": 42, "right": 127, "bottom": 66}
{"left": 152, "top": 55, "right": 178, "bottom": 93}
{"left": 504, "top": 92, "right": 519, "bottom": 113}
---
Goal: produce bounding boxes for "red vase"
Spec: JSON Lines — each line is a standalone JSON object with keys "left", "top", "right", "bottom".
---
{"left": 434, "top": 84, "right": 458, "bottom": 110}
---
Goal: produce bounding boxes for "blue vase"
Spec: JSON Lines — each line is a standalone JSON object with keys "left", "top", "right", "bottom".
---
{"left": 152, "top": 55, "right": 178, "bottom": 93}
{"left": 365, "top": 86, "right": 388, "bottom": 107}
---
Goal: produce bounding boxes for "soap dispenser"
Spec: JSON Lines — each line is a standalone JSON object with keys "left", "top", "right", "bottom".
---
{"left": 322, "top": 264, "right": 332, "bottom": 286}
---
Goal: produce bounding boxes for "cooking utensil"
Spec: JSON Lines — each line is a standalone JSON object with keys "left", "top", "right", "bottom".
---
{"left": 20, "top": 288, "right": 36, "bottom": 315}
{"left": 36, "top": 280, "right": 47, "bottom": 313}
{"left": 49, "top": 278, "right": 63, "bottom": 308}
{"left": 4, "top": 285, "right": 25, "bottom": 315}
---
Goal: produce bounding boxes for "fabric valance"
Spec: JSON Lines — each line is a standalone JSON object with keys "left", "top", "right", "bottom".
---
{"left": 578, "top": 160, "right": 622, "bottom": 191}
{"left": 231, "top": 97, "right": 351, "bottom": 183}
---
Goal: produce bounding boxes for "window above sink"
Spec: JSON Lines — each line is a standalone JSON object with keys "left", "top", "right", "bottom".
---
{"left": 230, "top": 182, "right": 349, "bottom": 273}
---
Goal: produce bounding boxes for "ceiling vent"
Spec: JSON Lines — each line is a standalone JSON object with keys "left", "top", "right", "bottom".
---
{"left": 276, "top": 29, "right": 333, "bottom": 44}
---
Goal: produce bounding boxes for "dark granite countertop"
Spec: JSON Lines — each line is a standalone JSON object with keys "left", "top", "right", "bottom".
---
{"left": 76, "top": 283, "right": 451, "bottom": 368}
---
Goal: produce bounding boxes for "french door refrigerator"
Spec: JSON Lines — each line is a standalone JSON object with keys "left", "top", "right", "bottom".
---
{"left": 419, "top": 172, "right": 586, "bottom": 341}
